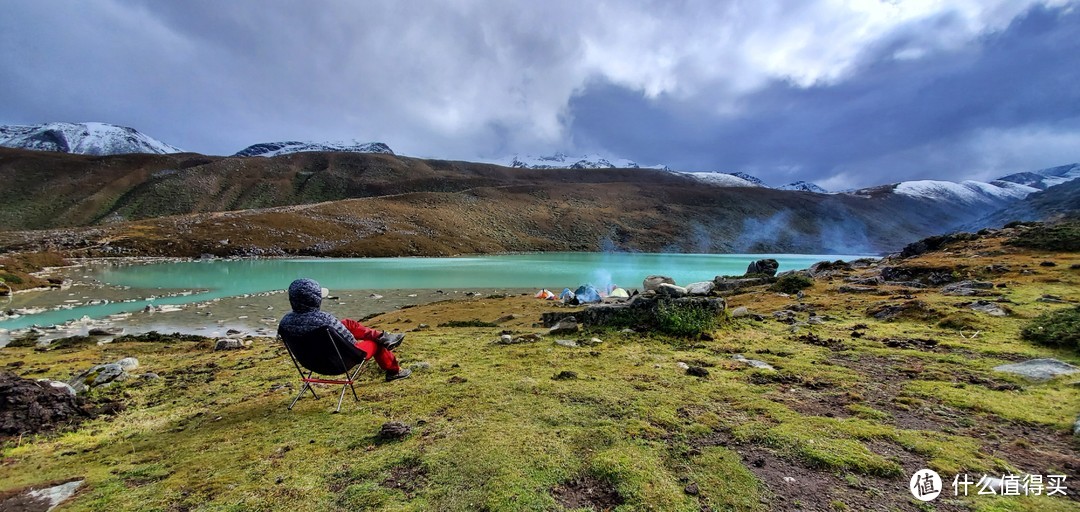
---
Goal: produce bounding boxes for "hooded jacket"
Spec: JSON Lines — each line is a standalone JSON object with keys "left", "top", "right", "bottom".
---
{"left": 277, "top": 278, "right": 358, "bottom": 345}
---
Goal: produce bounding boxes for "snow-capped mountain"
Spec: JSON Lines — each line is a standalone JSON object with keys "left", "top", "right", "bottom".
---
{"left": 234, "top": 140, "right": 394, "bottom": 157}
{"left": 0, "top": 122, "right": 182, "bottom": 155}
{"left": 994, "top": 163, "right": 1080, "bottom": 190}
{"left": 676, "top": 172, "right": 763, "bottom": 187}
{"left": 495, "top": 153, "right": 668, "bottom": 170}
{"left": 779, "top": 181, "right": 828, "bottom": 193}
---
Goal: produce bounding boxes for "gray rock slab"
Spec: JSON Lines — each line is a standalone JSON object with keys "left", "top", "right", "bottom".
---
{"left": 993, "top": 359, "right": 1079, "bottom": 381}
{"left": 733, "top": 354, "right": 775, "bottom": 370}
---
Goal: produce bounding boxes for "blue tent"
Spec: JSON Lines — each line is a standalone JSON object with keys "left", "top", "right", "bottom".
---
{"left": 574, "top": 284, "right": 602, "bottom": 303}
{"left": 560, "top": 288, "right": 575, "bottom": 301}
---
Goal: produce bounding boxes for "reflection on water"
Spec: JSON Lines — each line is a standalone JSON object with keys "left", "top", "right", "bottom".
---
{"left": 1, "top": 252, "right": 868, "bottom": 333}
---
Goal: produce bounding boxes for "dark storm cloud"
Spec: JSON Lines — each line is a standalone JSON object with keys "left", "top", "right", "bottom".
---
{"left": 568, "top": 5, "right": 1080, "bottom": 188}
{"left": 0, "top": 1, "right": 1077, "bottom": 187}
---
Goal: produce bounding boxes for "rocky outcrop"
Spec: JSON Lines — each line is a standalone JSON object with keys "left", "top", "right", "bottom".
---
{"left": 745, "top": 259, "right": 779, "bottom": 277}
{"left": 1, "top": 372, "right": 92, "bottom": 439}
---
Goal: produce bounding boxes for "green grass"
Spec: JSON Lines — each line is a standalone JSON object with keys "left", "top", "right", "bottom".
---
{"left": 3, "top": 245, "right": 1079, "bottom": 511}
{"left": 1019, "top": 306, "right": 1080, "bottom": 352}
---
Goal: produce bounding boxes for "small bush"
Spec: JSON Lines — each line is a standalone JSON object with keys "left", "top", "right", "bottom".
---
{"left": 769, "top": 273, "right": 814, "bottom": 294}
{"left": 654, "top": 301, "right": 719, "bottom": 337}
{"left": 0, "top": 273, "right": 23, "bottom": 285}
{"left": 1020, "top": 306, "right": 1080, "bottom": 352}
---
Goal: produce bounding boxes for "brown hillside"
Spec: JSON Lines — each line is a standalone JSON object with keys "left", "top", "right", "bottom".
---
{"left": 0, "top": 148, "right": 1002, "bottom": 255}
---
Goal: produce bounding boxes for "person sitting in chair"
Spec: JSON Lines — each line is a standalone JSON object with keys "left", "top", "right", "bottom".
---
{"left": 278, "top": 278, "right": 411, "bottom": 381}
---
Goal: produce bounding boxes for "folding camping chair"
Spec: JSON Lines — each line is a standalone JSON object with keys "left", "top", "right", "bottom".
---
{"left": 278, "top": 326, "right": 370, "bottom": 413}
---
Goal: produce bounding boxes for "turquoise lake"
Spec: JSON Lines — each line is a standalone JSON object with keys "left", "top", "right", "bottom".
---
{"left": 1, "top": 252, "right": 868, "bottom": 330}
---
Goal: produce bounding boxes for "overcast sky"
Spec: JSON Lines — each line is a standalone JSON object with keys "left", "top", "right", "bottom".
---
{"left": 2, "top": 1, "right": 1078, "bottom": 188}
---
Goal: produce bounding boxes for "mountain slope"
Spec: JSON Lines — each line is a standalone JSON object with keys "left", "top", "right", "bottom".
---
{"left": 234, "top": 140, "right": 394, "bottom": 157}
{"left": 0, "top": 122, "right": 182, "bottom": 155}
{"left": 968, "top": 178, "right": 1080, "bottom": 229}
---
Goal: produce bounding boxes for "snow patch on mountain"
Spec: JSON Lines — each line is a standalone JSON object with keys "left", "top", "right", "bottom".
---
{"left": 495, "top": 153, "right": 668, "bottom": 170}
{"left": 0, "top": 122, "right": 182, "bottom": 155}
{"left": 779, "top": 181, "right": 828, "bottom": 193}
{"left": 234, "top": 140, "right": 394, "bottom": 157}
{"left": 677, "top": 172, "right": 763, "bottom": 187}
{"left": 893, "top": 180, "right": 1040, "bottom": 205}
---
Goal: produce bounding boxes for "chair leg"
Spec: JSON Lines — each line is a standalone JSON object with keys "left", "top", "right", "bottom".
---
{"left": 288, "top": 371, "right": 321, "bottom": 411}
{"left": 334, "top": 383, "right": 348, "bottom": 413}
{"left": 289, "top": 382, "right": 310, "bottom": 410}
{"left": 347, "top": 360, "right": 367, "bottom": 402}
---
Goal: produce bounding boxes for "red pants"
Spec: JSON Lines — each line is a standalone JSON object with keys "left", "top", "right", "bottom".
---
{"left": 342, "top": 319, "right": 400, "bottom": 373}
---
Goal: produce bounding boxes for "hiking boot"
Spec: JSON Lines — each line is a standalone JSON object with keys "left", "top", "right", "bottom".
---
{"left": 385, "top": 368, "right": 412, "bottom": 382}
{"left": 378, "top": 331, "right": 405, "bottom": 351}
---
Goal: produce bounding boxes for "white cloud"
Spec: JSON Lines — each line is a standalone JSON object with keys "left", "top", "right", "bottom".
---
{"left": 1, "top": 0, "right": 1073, "bottom": 161}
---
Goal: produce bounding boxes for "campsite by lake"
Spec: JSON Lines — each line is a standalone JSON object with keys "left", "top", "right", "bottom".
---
{"left": 0, "top": 252, "right": 869, "bottom": 344}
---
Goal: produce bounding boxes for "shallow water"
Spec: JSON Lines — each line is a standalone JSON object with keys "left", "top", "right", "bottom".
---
{"left": 1, "top": 252, "right": 867, "bottom": 336}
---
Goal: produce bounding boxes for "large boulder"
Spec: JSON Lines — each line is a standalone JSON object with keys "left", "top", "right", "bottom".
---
{"left": 66, "top": 359, "right": 134, "bottom": 393}
{"left": 643, "top": 275, "right": 675, "bottom": 291}
{"left": 745, "top": 259, "right": 779, "bottom": 277}
{"left": 685, "top": 281, "right": 715, "bottom": 296}
{"left": 657, "top": 283, "right": 688, "bottom": 298}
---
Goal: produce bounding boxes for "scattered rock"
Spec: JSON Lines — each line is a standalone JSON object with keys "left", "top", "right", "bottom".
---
{"left": 447, "top": 376, "right": 467, "bottom": 384}
{"left": 837, "top": 285, "right": 879, "bottom": 294}
{"left": 1074, "top": 414, "right": 1079, "bottom": 437}
{"left": 214, "top": 338, "right": 252, "bottom": 351}
{"left": 498, "top": 334, "right": 513, "bottom": 344}
{"left": 730, "top": 306, "right": 750, "bottom": 318}
{"left": 866, "top": 300, "right": 940, "bottom": 322}
{"left": 684, "top": 482, "right": 700, "bottom": 496}
{"left": 552, "top": 371, "right": 578, "bottom": 380}
{"left": 941, "top": 280, "right": 995, "bottom": 296}
{"left": 882, "top": 338, "right": 939, "bottom": 351}
{"left": 493, "top": 314, "right": 518, "bottom": 324}
{"left": 993, "top": 359, "right": 1080, "bottom": 381}
{"left": 116, "top": 357, "right": 139, "bottom": 371}
{"left": 378, "top": 421, "right": 412, "bottom": 440}
{"left": 549, "top": 317, "right": 579, "bottom": 335}
{"left": 643, "top": 275, "right": 675, "bottom": 291}
{"left": 87, "top": 327, "right": 123, "bottom": 336}
{"left": 746, "top": 259, "right": 779, "bottom": 277}
{"left": 966, "top": 301, "right": 1008, "bottom": 317}
{"left": 686, "top": 366, "right": 709, "bottom": 377}
{"left": 1037, "top": 294, "right": 1069, "bottom": 304}
{"left": 732, "top": 354, "right": 774, "bottom": 370}
{"left": 1039, "top": 261, "right": 1057, "bottom": 267}
{"left": 555, "top": 339, "right": 579, "bottom": 348}
{"left": 676, "top": 362, "right": 690, "bottom": 370}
